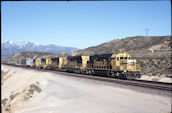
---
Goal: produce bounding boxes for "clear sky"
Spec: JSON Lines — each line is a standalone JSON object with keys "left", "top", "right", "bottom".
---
{"left": 1, "top": 1, "right": 171, "bottom": 49}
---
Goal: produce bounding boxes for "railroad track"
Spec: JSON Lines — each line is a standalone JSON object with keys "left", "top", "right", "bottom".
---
{"left": 2, "top": 64, "right": 172, "bottom": 91}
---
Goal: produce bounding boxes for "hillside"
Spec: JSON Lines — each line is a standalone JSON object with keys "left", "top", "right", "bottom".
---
{"left": 74, "top": 36, "right": 171, "bottom": 78}
{"left": 74, "top": 36, "right": 171, "bottom": 57}
{"left": 9, "top": 52, "right": 68, "bottom": 59}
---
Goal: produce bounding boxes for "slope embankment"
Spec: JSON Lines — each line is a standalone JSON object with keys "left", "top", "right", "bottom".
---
{"left": 1, "top": 65, "right": 171, "bottom": 113}
{"left": 1, "top": 65, "right": 46, "bottom": 113}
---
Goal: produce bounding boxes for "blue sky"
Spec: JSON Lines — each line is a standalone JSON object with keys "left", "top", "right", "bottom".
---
{"left": 1, "top": 1, "right": 171, "bottom": 49}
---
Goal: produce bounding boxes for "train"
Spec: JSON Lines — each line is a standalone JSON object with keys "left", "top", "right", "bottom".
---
{"left": 2, "top": 52, "right": 141, "bottom": 79}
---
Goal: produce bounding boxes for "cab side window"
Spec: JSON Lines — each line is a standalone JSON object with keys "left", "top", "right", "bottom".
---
{"left": 117, "top": 57, "right": 119, "bottom": 61}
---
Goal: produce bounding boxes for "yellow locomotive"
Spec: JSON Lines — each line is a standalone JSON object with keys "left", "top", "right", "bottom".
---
{"left": 58, "top": 52, "right": 141, "bottom": 79}
{"left": 60, "top": 56, "right": 82, "bottom": 73}
{"left": 35, "top": 58, "right": 42, "bottom": 69}
{"left": 48, "top": 57, "right": 59, "bottom": 70}
{"left": 81, "top": 52, "right": 141, "bottom": 79}
{"left": 10, "top": 52, "right": 141, "bottom": 79}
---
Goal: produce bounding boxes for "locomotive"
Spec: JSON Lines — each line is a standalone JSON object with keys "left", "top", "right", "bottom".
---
{"left": 2, "top": 52, "right": 141, "bottom": 79}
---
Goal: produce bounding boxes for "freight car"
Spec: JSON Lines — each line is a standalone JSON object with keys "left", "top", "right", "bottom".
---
{"left": 26, "top": 59, "right": 33, "bottom": 67}
{"left": 8, "top": 59, "right": 17, "bottom": 65}
{"left": 19, "top": 58, "right": 26, "bottom": 66}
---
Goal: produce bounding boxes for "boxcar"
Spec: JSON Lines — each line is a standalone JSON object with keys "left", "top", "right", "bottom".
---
{"left": 20, "top": 59, "right": 26, "bottom": 66}
{"left": 26, "top": 59, "right": 33, "bottom": 67}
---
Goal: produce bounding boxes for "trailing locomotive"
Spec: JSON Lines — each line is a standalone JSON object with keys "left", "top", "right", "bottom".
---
{"left": 3, "top": 52, "right": 141, "bottom": 79}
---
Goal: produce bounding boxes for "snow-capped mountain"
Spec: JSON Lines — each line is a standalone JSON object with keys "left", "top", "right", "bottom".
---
{"left": 1, "top": 41, "right": 79, "bottom": 58}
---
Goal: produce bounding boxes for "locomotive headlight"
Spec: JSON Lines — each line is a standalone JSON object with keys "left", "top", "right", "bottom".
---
{"left": 124, "top": 70, "right": 127, "bottom": 72}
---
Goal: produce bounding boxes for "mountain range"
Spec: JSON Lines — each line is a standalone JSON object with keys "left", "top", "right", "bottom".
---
{"left": 1, "top": 41, "right": 79, "bottom": 58}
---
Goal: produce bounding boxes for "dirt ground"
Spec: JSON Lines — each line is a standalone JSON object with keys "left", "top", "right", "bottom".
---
{"left": 1, "top": 65, "right": 171, "bottom": 113}
{"left": 139, "top": 75, "right": 172, "bottom": 83}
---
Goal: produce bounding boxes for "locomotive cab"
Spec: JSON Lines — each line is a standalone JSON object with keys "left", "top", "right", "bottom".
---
{"left": 111, "top": 52, "right": 131, "bottom": 70}
{"left": 111, "top": 52, "right": 141, "bottom": 79}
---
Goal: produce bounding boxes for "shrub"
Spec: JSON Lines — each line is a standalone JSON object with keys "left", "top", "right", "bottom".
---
{"left": 5, "top": 108, "right": 9, "bottom": 111}
{"left": 27, "top": 83, "right": 42, "bottom": 96}
{"left": 1, "top": 98, "right": 8, "bottom": 105}
{"left": 10, "top": 93, "right": 19, "bottom": 101}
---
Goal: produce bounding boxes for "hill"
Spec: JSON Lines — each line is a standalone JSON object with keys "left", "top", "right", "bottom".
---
{"left": 73, "top": 36, "right": 171, "bottom": 57}
{"left": 73, "top": 36, "right": 171, "bottom": 78}
{"left": 9, "top": 51, "right": 68, "bottom": 59}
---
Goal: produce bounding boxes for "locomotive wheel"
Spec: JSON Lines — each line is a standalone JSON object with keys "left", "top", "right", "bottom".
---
{"left": 74, "top": 70, "right": 77, "bottom": 73}
{"left": 116, "top": 72, "right": 120, "bottom": 78}
{"left": 111, "top": 73, "right": 115, "bottom": 78}
{"left": 123, "top": 74, "right": 128, "bottom": 79}
{"left": 90, "top": 70, "right": 94, "bottom": 75}
{"left": 78, "top": 70, "right": 81, "bottom": 74}
{"left": 107, "top": 71, "right": 111, "bottom": 77}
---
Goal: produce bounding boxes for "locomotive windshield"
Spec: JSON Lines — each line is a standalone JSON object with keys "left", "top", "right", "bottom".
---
{"left": 129, "top": 62, "right": 135, "bottom": 65}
